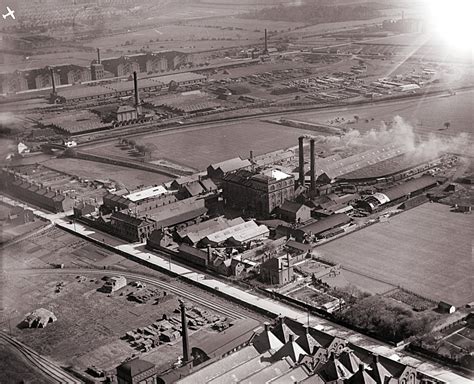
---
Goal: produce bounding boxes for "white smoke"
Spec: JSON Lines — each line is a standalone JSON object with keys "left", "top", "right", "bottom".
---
{"left": 319, "top": 115, "right": 470, "bottom": 159}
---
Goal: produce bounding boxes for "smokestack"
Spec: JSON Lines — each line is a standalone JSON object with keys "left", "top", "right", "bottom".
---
{"left": 298, "top": 136, "right": 305, "bottom": 187}
{"left": 97, "top": 48, "right": 101, "bottom": 64}
{"left": 264, "top": 29, "right": 268, "bottom": 53}
{"left": 206, "top": 245, "right": 212, "bottom": 266}
{"left": 310, "top": 138, "right": 315, "bottom": 193}
{"left": 287, "top": 253, "right": 291, "bottom": 282}
{"left": 133, "top": 71, "right": 139, "bottom": 107}
{"left": 180, "top": 300, "right": 190, "bottom": 363}
{"left": 50, "top": 67, "right": 56, "bottom": 94}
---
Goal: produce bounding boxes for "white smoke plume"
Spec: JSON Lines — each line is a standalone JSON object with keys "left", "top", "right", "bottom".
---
{"left": 319, "top": 115, "right": 471, "bottom": 158}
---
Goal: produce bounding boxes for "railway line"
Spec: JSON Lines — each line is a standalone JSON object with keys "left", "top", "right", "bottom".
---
{"left": 0, "top": 331, "right": 82, "bottom": 384}
{"left": 9, "top": 268, "right": 257, "bottom": 321}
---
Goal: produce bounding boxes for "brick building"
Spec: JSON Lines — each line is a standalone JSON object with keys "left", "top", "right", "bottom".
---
{"left": 222, "top": 169, "right": 295, "bottom": 217}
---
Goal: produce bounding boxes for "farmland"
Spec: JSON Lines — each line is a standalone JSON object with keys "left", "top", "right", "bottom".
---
{"left": 315, "top": 203, "right": 473, "bottom": 307}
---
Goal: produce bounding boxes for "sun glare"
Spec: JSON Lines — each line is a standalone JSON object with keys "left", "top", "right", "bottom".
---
{"left": 428, "top": 0, "right": 474, "bottom": 52}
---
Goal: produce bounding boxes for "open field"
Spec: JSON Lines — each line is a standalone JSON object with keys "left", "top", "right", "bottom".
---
{"left": 316, "top": 203, "right": 473, "bottom": 307}
{"left": 42, "top": 158, "right": 171, "bottom": 190}
{"left": 1, "top": 227, "right": 264, "bottom": 373}
{"left": 82, "top": 120, "right": 308, "bottom": 171}
{"left": 290, "top": 89, "right": 474, "bottom": 151}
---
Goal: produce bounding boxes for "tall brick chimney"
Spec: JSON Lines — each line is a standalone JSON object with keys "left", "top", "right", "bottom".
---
{"left": 179, "top": 300, "right": 190, "bottom": 363}
{"left": 298, "top": 136, "right": 305, "bottom": 187}
{"left": 133, "top": 71, "right": 139, "bottom": 107}
{"left": 97, "top": 48, "right": 101, "bottom": 64}
{"left": 310, "top": 138, "right": 316, "bottom": 193}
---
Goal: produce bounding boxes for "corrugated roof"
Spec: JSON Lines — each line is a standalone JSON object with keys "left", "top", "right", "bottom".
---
{"left": 298, "top": 214, "right": 351, "bottom": 236}
{"left": 382, "top": 176, "right": 437, "bottom": 201}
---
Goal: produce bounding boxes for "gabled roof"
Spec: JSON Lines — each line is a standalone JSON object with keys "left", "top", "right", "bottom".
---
{"left": 298, "top": 213, "right": 351, "bottom": 236}
{"left": 184, "top": 181, "right": 205, "bottom": 197}
{"left": 209, "top": 158, "right": 251, "bottom": 174}
{"left": 347, "top": 366, "right": 377, "bottom": 384}
{"left": 296, "top": 330, "right": 323, "bottom": 355}
{"left": 271, "top": 338, "right": 307, "bottom": 364}
{"left": 272, "top": 320, "right": 298, "bottom": 344}
{"left": 339, "top": 349, "right": 363, "bottom": 373}
{"left": 317, "top": 355, "right": 352, "bottom": 381}
{"left": 279, "top": 200, "right": 309, "bottom": 215}
{"left": 252, "top": 326, "right": 284, "bottom": 354}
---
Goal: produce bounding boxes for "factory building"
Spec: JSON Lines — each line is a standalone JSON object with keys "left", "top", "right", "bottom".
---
{"left": 222, "top": 169, "right": 295, "bottom": 217}
{"left": 99, "top": 51, "right": 190, "bottom": 77}
{"left": 1, "top": 170, "right": 74, "bottom": 213}
{"left": 171, "top": 317, "right": 427, "bottom": 384}
{"left": 358, "top": 176, "right": 438, "bottom": 213}
{"left": 277, "top": 213, "right": 352, "bottom": 243}
{"left": 260, "top": 254, "right": 294, "bottom": 286}
{"left": 207, "top": 158, "right": 252, "bottom": 182}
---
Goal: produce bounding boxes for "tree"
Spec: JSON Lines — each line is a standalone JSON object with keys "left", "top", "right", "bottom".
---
{"left": 444, "top": 122, "right": 451, "bottom": 130}
{"left": 354, "top": 115, "right": 359, "bottom": 123}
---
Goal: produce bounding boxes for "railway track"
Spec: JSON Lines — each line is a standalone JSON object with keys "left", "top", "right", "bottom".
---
{"left": 10, "top": 268, "right": 254, "bottom": 321}
{"left": 0, "top": 331, "right": 82, "bottom": 384}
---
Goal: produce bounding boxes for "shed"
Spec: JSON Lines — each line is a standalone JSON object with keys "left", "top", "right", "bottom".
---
{"left": 438, "top": 301, "right": 456, "bottom": 314}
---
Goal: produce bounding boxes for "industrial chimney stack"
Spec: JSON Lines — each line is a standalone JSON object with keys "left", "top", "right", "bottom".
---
{"left": 179, "top": 300, "right": 190, "bottom": 364}
{"left": 50, "top": 67, "right": 56, "bottom": 95}
{"left": 97, "top": 48, "right": 101, "bottom": 64}
{"left": 298, "top": 136, "right": 305, "bottom": 187}
{"left": 310, "top": 138, "right": 315, "bottom": 194}
{"left": 264, "top": 29, "right": 268, "bottom": 54}
{"left": 133, "top": 71, "right": 140, "bottom": 107}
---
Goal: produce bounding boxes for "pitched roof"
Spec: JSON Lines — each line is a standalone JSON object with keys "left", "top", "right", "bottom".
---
{"left": 252, "top": 326, "right": 284, "bottom": 354}
{"left": 298, "top": 213, "right": 351, "bottom": 236}
{"left": 279, "top": 200, "right": 308, "bottom": 214}
{"left": 210, "top": 158, "right": 251, "bottom": 174}
{"left": 117, "top": 358, "right": 155, "bottom": 378}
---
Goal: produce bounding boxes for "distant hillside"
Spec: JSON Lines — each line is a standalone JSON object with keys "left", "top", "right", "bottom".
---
{"left": 243, "top": 1, "right": 384, "bottom": 23}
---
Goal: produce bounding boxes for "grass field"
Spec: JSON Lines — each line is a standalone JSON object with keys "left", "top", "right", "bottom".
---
{"left": 316, "top": 203, "right": 473, "bottom": 306}
{"left": 83, "top": 120, "right": 308, "bottom": 171}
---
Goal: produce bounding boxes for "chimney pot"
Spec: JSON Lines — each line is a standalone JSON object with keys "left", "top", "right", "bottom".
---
{"left": 330, "top": 352, "right": 336, "bottom": 361}
{"left": 289, "top": 334, "right": 294, "bottom": 343}
{"left": 359, "top": 363, "right": 365, "bottom": 372}
{"left": 264, "top": 322, "right": 270, "bottom": 332}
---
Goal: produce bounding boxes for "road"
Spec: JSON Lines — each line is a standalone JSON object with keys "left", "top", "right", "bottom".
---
{"left": 0, "top": 331, "right": 82, "bottom": 384}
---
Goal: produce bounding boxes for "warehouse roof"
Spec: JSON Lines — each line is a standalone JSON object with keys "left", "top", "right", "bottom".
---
{"left": 382, "top": 176, "right": 438, "bottom": 201}
{"left": 125, "top": 185, "right": 169, "bottom": 202}
{"left": 298, "top": 213, "right": 351, "bottom": 236}
{"left": 209, "top": 158, "right": 252, "bottom": 174}
{"left": 204, "top": 220, "right": 268, "bottom": 245}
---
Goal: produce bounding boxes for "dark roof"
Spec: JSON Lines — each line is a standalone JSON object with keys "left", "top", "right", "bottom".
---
{"left": 111, "top": 211, "right": 149, "bottom": 227}
{"left": 383, "top": 176, "right": 437, "bottom": 201}
{"left": 286, "top": 240, "right": 312, "bottom": 252}
{"left": 200, "top": 178, "right": 217, "bottom": 192}
{"left": 279, "top": 201, "right": 308, "bottom": 215}
{"left": 154, "top": 206, "right": 207, "bottom": 228}
{"left": 178, "top": 243, "right": 208, "bottom": 261}
{"left": 184, "top": 181, "right": 205, "bottom": 197}
{"left": 117, "top": 358, "right": 155, "bottom": 378}
{"left": 192, "top": 318, "right": 260, "bottom": 358}
{"left": 298, "top": 214, "right": 351, "bottom": 236}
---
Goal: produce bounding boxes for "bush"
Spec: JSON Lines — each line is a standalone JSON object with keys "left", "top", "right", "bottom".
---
{"left": 334, "top": 296, "right": 437, "bottom": 343}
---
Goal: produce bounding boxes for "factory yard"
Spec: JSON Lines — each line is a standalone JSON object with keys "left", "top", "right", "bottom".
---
{"left": 1, "top": 226, "right": 263, "bottom": 374}
{"left": 316, "top": 203, "right": 473, "bottom": 307}
{"left": 82, "top": 120, "right": 308, "bottom": 171}
{"left": 42, "top": 158, "right": 171, "bottom": 190}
